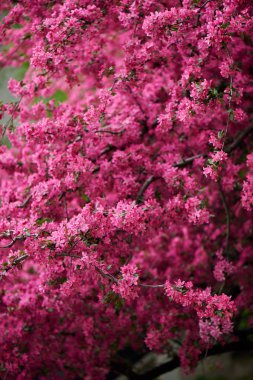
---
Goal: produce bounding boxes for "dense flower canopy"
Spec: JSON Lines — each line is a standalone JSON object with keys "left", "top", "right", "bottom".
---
{"left": 0, "top": 0, "right": 253, "bottom": 379}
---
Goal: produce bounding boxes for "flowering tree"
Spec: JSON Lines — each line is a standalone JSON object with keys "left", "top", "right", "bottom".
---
{"left": 0, "top": 1, "right": 253, "bottom": 379}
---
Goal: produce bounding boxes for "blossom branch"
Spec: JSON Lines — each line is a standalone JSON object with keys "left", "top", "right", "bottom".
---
{"left": 136, "top": 124, "right": 253, "bottom": 202}
{"left": 173, "top": 153, "right": 205, "bottom": 168}
{"left": 224, "top": 124, "right": 253, "bottom": 154}
{"left": 0, "top": 235, "right": 26, "bottom": 249}
{"left": 0, "top": 254, "right": 29, "bottom": 281}
{"left": 94, "top": 128, "right": 125, "bottom": 135}
{"left": 136, "top": 175, "right": 157, "bottom": 204}
{"left": 17, "top": 194, "right": 32, "bottom": 209}
{"left": 0, "top": 98, "right": 22, "bottom": 144}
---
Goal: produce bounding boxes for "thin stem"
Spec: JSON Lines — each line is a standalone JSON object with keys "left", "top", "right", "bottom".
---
{"left": 125, "top": 84, "right": 147, "bottom": 118}
{"left": 173, "top": 153, "right": 204, "bottom": 168}
{"left": 139, "top": 283, "right": 164, "bottom": 288}
{"left": 224, "top": 124, "right": 253, "bottom": 154}
{"left": 197, "top": 0, "right": 213, "bottom": 11}
{"left": 136, "top": 175, "right": 157, "bottom": 204}
{"left": 0, "top": 254, "right": 29, "bottom": 281}
{"left": 0, "top": 236, "right": 26, "bottom": 249}
{"left": 135, "top": 123, "right": 253, "bottom": 204}
{"left": 222, "top": 75, "right": 233, "bottom": 150}
{"left": 17, "top": 194, "right": 32, "bottom": 209}
{"left": 94, "top": 128, "right": 125, "bottom": 135}
{"left": 0, "top": 98, "right": 22, "bottom": 144}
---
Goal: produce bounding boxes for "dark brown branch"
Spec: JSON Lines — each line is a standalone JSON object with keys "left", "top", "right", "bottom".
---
{"left": 57, "top": 254, "right": 82, "bottom": 258}
{"left": 0, "top": 236, "right": 26, "bottom": 249}
{"left": 125, "top": 84, "right": 147, "bottom": 118}
{"left": 98, "top": 145, "right": 116, "bottom": 157}
{"left": 139, "top": 283, "right": 164, "bottom": 288}
{"left": 94, "top": 128, "right": 125, "bottom": 135}
{"left": 0, "top": 254, "right": 29, "bottom": 280}
{"left": 135, "top": 124, "right": 253, "bottom": 203}
{"left": 58, "top": 191, "right": 66, "bottom": 201}
{"left": 197, "top": 0, "right": 213, "bottom": 11}
{"left": 173, "top": 153, "right": 205, "bottom": 168}
{"left": 17, "top": 194, "right": 32, "bottom": 208}
{"left": 94, "top": 266, "right": 118, "bottom": 284}
{"left": 224, "top": 124, "right": 253, "bottom": 154}
{"left": 111, "top": 356, "right": 141, "bottom": 380}
{"left": 136, "top": 175, "right": 157, "bottom": 204}
{"left": 57, "top": 251, "right": 165, "bottom": 288}
{"left": 135, "top": 154, "right": 204, "bottom": 203}
{"left": 114, "top": 332, "right": 253, "bottom": 380}
{"left": 9, "top": 254, "right": 29, "bottom": 267}
{"left": 139, "top": 340, "right": 253, "bottom": 380}
{"left": 195, "top": 0, "right": 214, "bottom": 26}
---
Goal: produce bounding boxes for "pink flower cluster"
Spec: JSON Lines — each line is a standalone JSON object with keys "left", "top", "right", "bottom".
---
{"left": 165, "top": 280, "right": 236, "bottom": 343}
{"left": 0, "top": 0, "right": 252, "bottom": 378}
{"left": 112, "top": 263, "right": 140, "bottom": 300}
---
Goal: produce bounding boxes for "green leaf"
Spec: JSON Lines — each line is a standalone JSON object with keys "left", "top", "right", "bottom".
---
{"left": 14, "top": 62, "right": 29, "bottom": 81}
{"left": 11, "top": 23, "right": 23, "bottom": 29}
{"left": 221, "top": 22, "right": 230, "bottom": 29}
{"left": 218, "top": 130, "right": 224, "bottom": 139}
{"left": 33, "top": 90, "right": 68, "bottom": 106}
{"left": 228, "top": 108, "right": 234, "bottom": 121}
{"left": 50, "top": 90, "right": 68, "bottom": 103}
{"left": 35, "top": 217, "right": 52, "bottom": 226}
{"left": 81, "top": 194, "right": 91, "bottom": 203}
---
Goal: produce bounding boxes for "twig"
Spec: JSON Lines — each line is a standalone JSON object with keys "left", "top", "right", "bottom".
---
{"left": 0, "top": 98, "right": 22, "bottom": 144}
{"left": 136, "top": 175, "right": 157, "bottom": 204}
{"left": 195, "top": 0, "right": 214, "bottom": 27}
{"left": 139, "top": 283, "right": 164, "bottom": 288}
{"left": 0, "top": 254, "right": 29, "bottom": 281}
{"left": 57, "top": 251, "right": 165, "bottom": 289}
{"left": 125, "top": 85, "right": 147, "bottom": 118}
{"left": 17, "top": 194, "right": 32, "bottom": 208}
{"left": 222, "top": 75, "right": 233, "bottom": 150}
{"left": 94, "top": 128, "right": 125, "bottom": 135}
{"left": 56, "top": 239, "right": 81, "bottom": 259}
{"left": 135, "top": 123, "right": 253, "bottom": 203}
{"left": 173, "top": 153, "right": 205, "bottom": 168}
{"left": 0, "top": 236, "right": 26, "bottom": 249}
{"left": 94, "top": 266, "right": 118, "bottom": 284}
{"left": 59, "top": 191, "right": 66, "bottom": 201}
{"left": 135, "top": 155, "right": 204, "bottom": 203}
{"left": 98, "top": 145, "right": 116, "bottom": 157}
{"left": 197, "top": 0, "right": 213, "bottom": 11}
{"left": 224, "top": 124, "right": 253, "bottom": 154}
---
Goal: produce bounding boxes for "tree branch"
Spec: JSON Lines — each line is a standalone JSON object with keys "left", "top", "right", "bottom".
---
{"left": 173, "top": 153, "right": 205, "bottom": 168}
{"left": 94, "top": 128, "right": 125, "bottom": 135}
{"left": 0, "top": 235, "right": 26, "bottom": 248}
{"left": 135, "top": 124, "right": 253, "bottom": 203}
{"left": 114, "top": 331, "right": 253, "bottom": 380}
{"left": 99, "top": 145, "right": 116, "bottom": 157}
{"left": 224, "top": 124, "right": 253, "bottom": 154}
{"left": 17, "top": 194, "right": 32, "bottom": 208}
{"left": 136, "top": 175, "right": 157, "bottom": 204}
{"left": 0, "top": 254, "right": 29, "bottom": 281}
